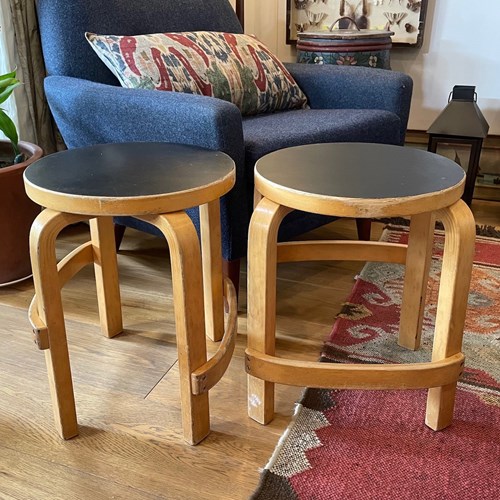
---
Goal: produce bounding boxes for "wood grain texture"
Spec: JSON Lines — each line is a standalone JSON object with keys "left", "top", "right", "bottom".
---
{"left": 254, "top": 142, "right": 466, "bottom": 218}
{"left": 246, "top": 198, "right": 291, "bottom": 424}
{"left": 27, "top": 159, "right": 233, "bottom": 446}
{"left": 24, "top": 143, "right": 236, "bottom": 217}
{"left": 140, "top": 212, "right": 210, "bottom": 445}
{"left": 29, "top": 240, "right": 94, "bottom": 349}
{"left": 199, "top": 201, "right": 224, "bottom": 342}
{"left": 0, "top": 199, "right": 497, "bottom": 498}
{"left": 256, "top": 171, "right": 465, "bottom": 218}
{"left": 246, "top": 189, "right": 477, "bottom": 431}
{"left": 89, "top": 217, "right": 123, "bottom": 338}
{"left": 399, "top": 212, "right": 435, "bottom": 349}
{"left": 245, "top": 350, "right": 464, "bottom": 389}
{"left": 191, "top": 278, "right": 238, "bottom": 395}
{"left": 277, "top": 240, "right": 407, "bottom": 264}
{"left": 426, "top": 200, "right": 476, "bottom": 430}
{"left": 24, "top": 173, "right": 236, "bottom": 217}
{"left": 29, "top": 209, "right": 84, "bottom": 439}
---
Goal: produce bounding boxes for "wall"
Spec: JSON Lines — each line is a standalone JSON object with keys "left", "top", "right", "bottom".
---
{"left": 245, "top": 0, "right": 500, "bottom": 135}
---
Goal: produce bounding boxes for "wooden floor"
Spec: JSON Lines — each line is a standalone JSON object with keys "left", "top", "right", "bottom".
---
{"left": 0, "top": 200, "right": 498, "bottom": 499}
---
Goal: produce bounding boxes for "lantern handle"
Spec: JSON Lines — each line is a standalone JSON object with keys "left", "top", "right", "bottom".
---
{"left": 329, "top": 17, "right": 361, "bottom": 32}
{"left": 448, "top": 91, "right": 477, "bottom": 103}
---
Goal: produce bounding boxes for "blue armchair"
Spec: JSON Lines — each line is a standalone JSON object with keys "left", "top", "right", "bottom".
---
{"left": 37, "top": 0, "right": 413, "bottom": 292}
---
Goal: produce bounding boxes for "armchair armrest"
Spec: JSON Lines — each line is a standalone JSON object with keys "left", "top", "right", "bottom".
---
{"left": 44, "top": 76, "right": 245, "bottom": 166}
{"left": 285, "top": 64, "right": 413, "bottom": 145}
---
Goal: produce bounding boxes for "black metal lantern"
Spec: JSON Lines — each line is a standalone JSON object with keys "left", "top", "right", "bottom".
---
{"left": 427, "top": 85, "right": 490, "bottom": 206}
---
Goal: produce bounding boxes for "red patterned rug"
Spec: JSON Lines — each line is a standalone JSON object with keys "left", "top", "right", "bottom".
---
{"left": 252, "top": 226, "right": 500, "bottom": 500}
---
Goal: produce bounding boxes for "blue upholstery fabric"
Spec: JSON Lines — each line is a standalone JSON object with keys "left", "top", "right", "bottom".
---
{"left": 37, "top": 0, "right": 242, "bottom": 85}
{"left": 243, "top": 108, "right": 401, "bottom": 242}
{"left": 243, "top": 108, "right": 400, "bottom": 168}
{"left": 285, "top": 64, "right": 413, "bottom": 146}
{"left": 37, "top": 0, "right": 413, "bottom": 261}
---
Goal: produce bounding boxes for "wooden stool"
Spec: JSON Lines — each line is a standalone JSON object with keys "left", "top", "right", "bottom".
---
{"left": 24, "top": 142, "right": 237, "bottom": 445}
{"left": 246, "top": 143, "right": 476, "bottom": 431}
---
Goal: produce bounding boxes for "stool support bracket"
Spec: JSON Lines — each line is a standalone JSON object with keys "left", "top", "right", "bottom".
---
{"left": 245, "top": 350, "right": 464, "bottom": 390}
{"left": 191, "top": 278, "right": 238, "bottom": 394}
{"left": 28, "top": 241, "right": 95, "bottom": 350}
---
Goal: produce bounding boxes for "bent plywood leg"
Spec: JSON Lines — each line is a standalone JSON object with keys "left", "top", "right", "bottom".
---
{"left": 142, "top": 212, "right": 210, "bottom": 445}
{"left": 399, "top": 212, "right": 435, "bottom": 350}
{"left": 246, "top": 198, "right": 291, "bottom": 425}
{"left": 30, "top": 209, "right": 84, "bottom": 439}
{"left": 199, "top": 201, "right": 224, "bottom": 342}
{"left": 89, "top": 217, "right": 123, "bottom": 338}
{"left": 426, "top": 200, "right": 475, "bottom": 430}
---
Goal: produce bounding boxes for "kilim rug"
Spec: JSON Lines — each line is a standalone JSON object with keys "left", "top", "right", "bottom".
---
{"left": 252, "top": 225, "right": 500, "bottom": 500}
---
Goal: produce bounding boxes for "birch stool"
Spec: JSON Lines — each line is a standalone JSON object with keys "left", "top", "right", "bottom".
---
{"left": 246, "top": 143, "right": 475, "bottom": 431}
{"left": 24, "top": 142, "right": 237, "bottom": 445}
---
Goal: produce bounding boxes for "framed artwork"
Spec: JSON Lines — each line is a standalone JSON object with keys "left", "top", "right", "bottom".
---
{"left": 287, "top": 0, "right": 429, "bottom": 47}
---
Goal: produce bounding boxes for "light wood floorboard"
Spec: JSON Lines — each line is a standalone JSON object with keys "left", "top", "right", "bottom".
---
{"left": 0, "top": 200, "right": 497, "bottom": 499}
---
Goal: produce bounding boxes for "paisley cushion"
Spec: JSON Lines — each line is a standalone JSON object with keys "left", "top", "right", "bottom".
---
{"left": 86, "top": 31, "right": 308, "bottom": 115}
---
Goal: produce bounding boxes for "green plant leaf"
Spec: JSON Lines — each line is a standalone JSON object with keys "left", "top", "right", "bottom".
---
{"left": 0, "top": 69, "right": 21, "bottom": 159}
{"left": 0, "top": 81, "right": 21, "bottom": 105}
{"left": 0, "top": 70, "right": 17, "bottom": 81}
{"left": 0, "top": 77, "right": 18, "bottom": 90}
{"left": 0, "top": 108, "right": 20, "bottom": 154}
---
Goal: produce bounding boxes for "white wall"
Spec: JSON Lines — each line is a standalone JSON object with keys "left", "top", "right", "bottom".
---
{"left": 245, "top": 0, "right": 500, "bottom": 134}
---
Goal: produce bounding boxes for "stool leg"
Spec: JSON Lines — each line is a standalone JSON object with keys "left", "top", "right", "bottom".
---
{"left": 199, "top": 201, "right": 224, "bottom": 342}
{"left": 399, "top": 212, "right": 435, "bottom": 350}
{"left": 89, "top": 217, "right": 123, "bottom": 338}
{"left": 30, "top": 209, "right": 81, "bottom": 439}
{"left": 425, "top": 200, "right": 475, "bottom": 430}
{"left": 143, "top": 212, "right": 210, "bottom": 445}
{"left": 247, "top": 198, "right": 291, "bottom": 425}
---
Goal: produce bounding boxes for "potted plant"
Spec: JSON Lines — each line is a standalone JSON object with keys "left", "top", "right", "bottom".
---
{"left": 0, "top": 69, "right": 43, "bottom": 286}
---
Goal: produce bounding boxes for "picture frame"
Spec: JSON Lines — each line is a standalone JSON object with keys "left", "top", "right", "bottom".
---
{"left": 287, "top": 0, "right": 429, "bottom": 47}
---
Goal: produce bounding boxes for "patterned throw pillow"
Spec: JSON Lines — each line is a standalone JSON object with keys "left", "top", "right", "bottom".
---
{"left": 85, "top": 31, "right": 308, "bottom": 116}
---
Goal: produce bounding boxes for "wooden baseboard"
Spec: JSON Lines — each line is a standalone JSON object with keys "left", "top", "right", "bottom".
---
{"left": 405, "top": 130, "right": 429, "bottom": 145}
{"left": 474, "top": 183, "right": 500, "bottom": 202}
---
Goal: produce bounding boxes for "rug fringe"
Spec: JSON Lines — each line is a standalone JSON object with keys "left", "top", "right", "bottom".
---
{"left": 476, "top": 224, "right": 500, "bottom": 238}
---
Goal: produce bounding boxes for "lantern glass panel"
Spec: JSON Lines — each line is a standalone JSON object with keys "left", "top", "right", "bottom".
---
{"left": 433, "top": 141, "right": 471, "bottom": 175}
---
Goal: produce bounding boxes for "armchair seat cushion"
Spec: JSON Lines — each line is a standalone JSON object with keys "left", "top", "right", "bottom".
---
{"left": 242, "top": 108, "right": 401, "bottom": 168}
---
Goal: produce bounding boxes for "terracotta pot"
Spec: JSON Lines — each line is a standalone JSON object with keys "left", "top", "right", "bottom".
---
{"left": 0, "top": 141, "right": 43, "bottom": 286}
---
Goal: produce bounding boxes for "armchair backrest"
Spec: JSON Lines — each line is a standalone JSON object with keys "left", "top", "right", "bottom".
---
{"left": 37, "top": 0, "right": 243, "bottom": 85}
